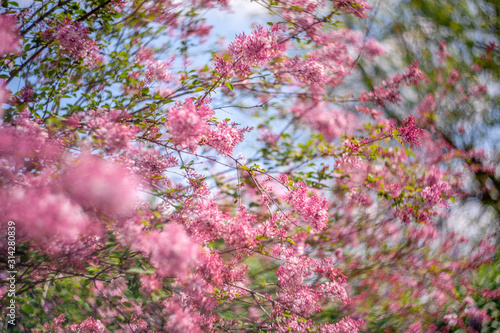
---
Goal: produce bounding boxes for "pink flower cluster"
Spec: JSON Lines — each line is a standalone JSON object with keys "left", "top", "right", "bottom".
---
{"left": 214, "top": 24, "right": 284, "bottom": 77}
{"left": 320, "top": 317, "right": 364, "bottom": 333}
{"left": 279, "top": 0, "right": 324, "bottom": 38}
{"left": 483, "top": 288, "right": 500, "bottom": 299}
{"left": 285, "top": 56, "right": 329, "bottom": 86}
{"left": 419, "top": 167, "right": 452, "bottom": 208}
{"left": 164, "top": 300, "right": 203, "bottom": 333}
{"left": 207, "top": 120, "right": 252, "bottom": 156}
{"left": 2, "top": 188, "right": 89, "bottom": 241}
{"left": 0, "top": 14, "right": 20, "bottom": 55}
{"left": 394, "top": 115, "right": 424, "bottom": 146}
{"left": 134, "top": 148, "right": 178, "bottom": 181}
{"left": 436, "top": 40, "right": 450, "bottom": 63}
{"left": 144, "top": 58, "right": 175, "bottom": 84}
{"left": 361, "top": 38, "right": 386, "bottom": 61}
{"left": 44, "top": 315, "right": 108, "bottom": 332}
{"left": 81, "top": 109, "right": 140, "bottom": 152}
{"left": 272, "top": 245, "right": 351, "bottom": 323}
{"left": 66, "top": 317, "right": 109, "bottom": 333}
{"left": 42, "top": 17, "right": 102, "bottom": 65}
{"left": 12, "top": 83, "right": 35, "bottom": 105}
{"left": 360, "top": 61, "right": 428, "bottom": 107}
{"left": 443, "top": 313, "right": 458, "bottom": 327}
{"left": 0, "top": 15, "right": 20, "bottom": 115}
{"left": 283, "top": 180, "right": 329, "bottom": 232}
{"left": 415, "top": 94, "right": 436, "bottom": 120}
{"left": 138, "top": 223, "right": 199, "bottom": 279}
{"left": 291, "top": 102, "right": 358, "bottom": 141}
{"left": 258, "top": 127, "right": 280, "bottom": 145}
{"left": 165, "top": 98, "right": 214, "bottom": 152}
{"left": 0, "top": 119, "right": 61, "bottom": 175}
{"left": 281, "top": 29, "right": 384, "bottom": 88}
{"left": 63, "top": 154, "right": 141, "bottom": 216}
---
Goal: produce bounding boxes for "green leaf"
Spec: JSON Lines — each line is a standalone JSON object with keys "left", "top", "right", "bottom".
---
{"left": 126, "top": 266, "right": 148, "bottom": 274}
{"left": 225, "top": 81, "right": 234, "bottom": 90}
{"left": 22, "top": 304, "right": 35, "bottom": 314}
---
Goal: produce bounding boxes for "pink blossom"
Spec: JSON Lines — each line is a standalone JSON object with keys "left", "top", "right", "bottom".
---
{"left": 182, "top": 21, "right": 213, "bottom": 43}
{"left": 318, "top": 281, "right": 349, "bottom": 304}
{"left": 361, "top": 38, "right": 386, "bottom": 61}
{"left": 82, "top": 109, "right": 140, "bottom": 152}
{"left": 224, "top": 207, "right": 258, "bottom": 247}
{"left": 446, "top": 69, "right": 461, "bottom": 85}
{"left": 285, "top": 56, "right": 329, "bottom": 86}
{"left": 258, "top": 127, "right": 279, "bottom": 145}
{"left": 0, "top": 15, "right": 20, "bottom": 55}
{"left": 0, "top": 122, "right": 61, "bottom": 176}
{"left": 468, "top": 84, "right": 487, "bottom": 98}
{"left": 1, "top": 188, "right": 88, "bottom": 240}
{"left": 134, "top": 148, "right": 177, "bottom": 181}
{"left": 42, "top": 17, "right": 102, "bottom": 66}
{"left": 218, "top": 24, "right": 284, "bottom": 76}
{"left": 405, "top": 321, "right": 422, "bottom": 333}
{"left": 182, "top": 199, "right": 228, "bottom": 243}
{"left": 140, "top": 223, "right": 199, "bottom": 279}
{"left": 320, "top": 317, "right": 364, "bottom": 333}
{"left": 165, "top": 98, "right": 214, "bottom": 152}
{"left": 462, "top": 307, "right": 491, "bottom": 324}
{"left": 395, "top": 115, "right": 424, "bottom": 146}
{"left": 436, "top": 41, "right": 450, "bottom": 63}
{"left": 228, "top": 24, "right": 281, "bottom": 66}
{"left": 415, "top": 94, "right": 436, "bottom": 119}
{"left": 418, "top": 166, "right": 452, "bottom": 207}
{"left": 325, "top": 28, "right": 364, "bottom": 47}
{"left": 279, "top": 0, "right": 323, "bottom": 39}
{"left": 211, "top": 54, "right": 234, "bottom": 77}
{"left": 63, "top": 154, "right": 141, "bottom": 216}
{"left": 483, "top": 288, "right": 500, "bottom": 299}
{"left": 389, "top": 183, "right": 402, "bottom": 198}
{"left": 471, "top": 63, "right": 483, "bottom": 72}
{"left": 283, "top": 181, "right": 329, "bottom": 232}
{"left": 207, "top": 120, "right": 252, "bottom": 156}
{"left": 144, "top": 58, "right": 174, "bottom": 83}
{"left": 0, "top": 83, "right": 8, "bottom": 117}
{"left": 443, "top": 313, "right": 458, "bottom": 327}
{"left": 408, "top": 224, "right": 438, "bottom": 244}
{"left": 355, "top": 105, "right": 383, "bottom": 118}
{"left": 360, "top": 61, "right": 428, "bottom": 107}
{"left": 279, "top": 286, "right": 322, "bottom": 315}
{"left": 44, "top": 314, "right": 66, "bottom": 331}
{"left": 291, "top": 102, "right": 359, "bottom": 141}
{"left": 129, "top": 316, "right": 151, "bottom": 332}
{"left": 12, "top": 83, "right": 34, "bottom": 105}
{"left": 140, "top": 274, "right": 163, "bottom": 293}
{"left": 197, "top": 249, "right": 244, "bottom": 287}
{"left": 165, "top": 302, "right": 203, "bottom": 333}
{"left": 67, "top": 317, "right": 109, "bottom": 333}
{"left": 134, "top": 47, "right": 156, "bottom": 65}
{"left": 294, "top": 39, "right": 356, "bottom": 87}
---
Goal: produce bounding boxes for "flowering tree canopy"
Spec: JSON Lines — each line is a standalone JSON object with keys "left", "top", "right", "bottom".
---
{"left": 351, "top": 0, "right": 500, "bottom": 220}
{"left": 0, "top": 0, "right": 498, "bottom": 332}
